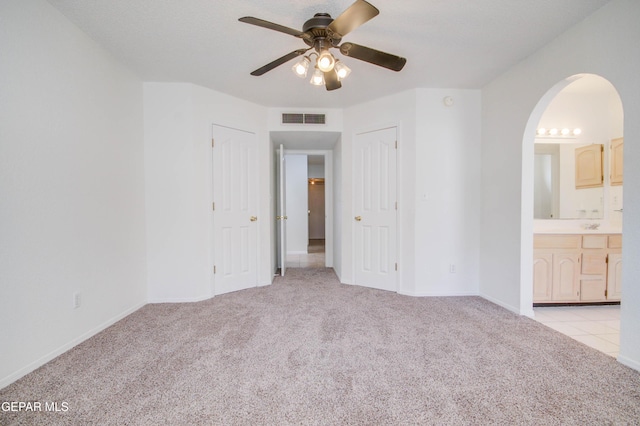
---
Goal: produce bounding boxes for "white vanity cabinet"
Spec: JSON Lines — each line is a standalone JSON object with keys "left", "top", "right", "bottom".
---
{"left": 533, "top": 233, "right": 622, "bottom": 303}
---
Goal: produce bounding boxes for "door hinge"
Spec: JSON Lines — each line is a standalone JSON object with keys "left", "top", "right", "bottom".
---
{"left": 212, "top": 202, "right": 215, "bottom": 211}
{"left": 211, "top": 138, "right": 215, "bottom": 148}
{"left": 213, "top": 265, "right": 217, "bottom": 274}
{"left": 395, "top": 140, "right": 398, "bottom": 149}
{"left": 605, "top": 289, "right": 608, "bottom": 297}
{"left": 606, "top": 255, "right": 609, "bottom": 263}
{"left": 395, "top": 262, "right": 398, "bottom": 271}
{"left": 395, "top": 201, "right": 398, "bottom": 210}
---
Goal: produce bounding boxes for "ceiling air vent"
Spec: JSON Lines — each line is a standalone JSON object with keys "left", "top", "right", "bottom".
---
{"left": 282, "top": 113, "right": 326, "bottom": 125}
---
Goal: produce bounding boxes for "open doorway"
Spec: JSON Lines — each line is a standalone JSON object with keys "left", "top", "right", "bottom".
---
{"left": 282, "top": 154, "right": 326, "bottom": 269}
{"left": 523, "top": 74, "right": 624, "bottom": 357}
{"left": 270, "top": 131, "right": 340, "bottom": 276}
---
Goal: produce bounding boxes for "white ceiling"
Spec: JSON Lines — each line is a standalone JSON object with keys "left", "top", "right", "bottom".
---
{"left": 47, "top": 0, "right": 610, "bottom": 109}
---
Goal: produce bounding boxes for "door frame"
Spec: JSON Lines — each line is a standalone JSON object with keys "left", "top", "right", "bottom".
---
{"left": 282, "top": 149, "right": 334, "bottom": 268}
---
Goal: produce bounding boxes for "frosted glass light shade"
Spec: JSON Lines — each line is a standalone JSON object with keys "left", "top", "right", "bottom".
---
{"left": 310, "top": 67, "right": 325, "bottom": 86}
{"left": 334, "top": 60, "right": 351, "bottom": 80}
{"left": 292, "top": 57, "right": 310, "bottom": 78}
{"left": 317, "top": 50, "right": 335, "bottom": 72}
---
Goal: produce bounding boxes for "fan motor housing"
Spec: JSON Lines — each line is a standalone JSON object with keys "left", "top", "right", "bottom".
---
{"left": 302, "top": 13, "right": 332, "bottom": 32}
{"left": 302, "top": 13, "right": 341, "bottom": 47}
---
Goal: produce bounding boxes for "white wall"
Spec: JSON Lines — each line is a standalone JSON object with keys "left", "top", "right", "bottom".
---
{"left": 414, "top": 89, "right": 482, "bottom": 296}
{"left": 285, "top": 155, "right": 309, "bottom": 253}
{"left": 343, "top": 89, "right": 481, "bottom": 296}
{"left": 0, "top": 0, "right": 147, "bottom": 387}
{"left": 481, "top": 0, "right": 640, "bottom": 370}
{"left": 144, "top": 83, "right": 269, "bottom": 302}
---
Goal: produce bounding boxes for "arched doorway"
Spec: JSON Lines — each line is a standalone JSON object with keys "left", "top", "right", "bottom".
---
{"left": 522, "top": 73, "right": 624, "bottom": 357}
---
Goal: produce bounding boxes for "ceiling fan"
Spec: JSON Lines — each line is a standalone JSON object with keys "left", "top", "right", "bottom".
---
{"left": 238, "top": 0, "right": 407, "bottom": 91}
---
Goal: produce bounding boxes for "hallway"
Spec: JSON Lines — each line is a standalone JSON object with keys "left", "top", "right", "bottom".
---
{"left": 285, "top": 239, "right": 325, "bottom": 268}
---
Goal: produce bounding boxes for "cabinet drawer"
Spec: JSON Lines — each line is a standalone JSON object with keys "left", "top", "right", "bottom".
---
{"left": 581, "top": 253, "right": 607, "bottom": 275}
{"left": 534, "top": 235, "right": 581, "bottom": 249}
{"left": 609, "top": 234, "right": 622, "bottom": 249}
{"left": 582, "top": 235, "right": 607, "bottom": 249}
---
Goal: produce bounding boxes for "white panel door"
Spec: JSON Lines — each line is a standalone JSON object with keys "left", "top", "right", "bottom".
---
{"left": 212, "top": 125, "right": 258, "bottom": 295}
{"left": 353, "top": 127, "right": 397, "bottom": 291}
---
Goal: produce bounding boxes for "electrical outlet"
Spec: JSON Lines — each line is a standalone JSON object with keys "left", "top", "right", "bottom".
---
{"left": 449, "top": 264, "right": 456, "bottom": 273}
{"left": 73, "top": 292, "right": 81, "bottom": 309}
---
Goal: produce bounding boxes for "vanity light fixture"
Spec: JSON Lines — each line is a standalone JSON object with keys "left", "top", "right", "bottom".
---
{"left": 536, "top": 127, "right": 582, "bottom": 138}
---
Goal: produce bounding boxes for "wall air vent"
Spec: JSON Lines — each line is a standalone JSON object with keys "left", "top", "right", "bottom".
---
{"left": 303, "top": 114, "right": 326, "bottom": 124}
{"left": 282, "top": 113, "right": 326, "bottom": 125}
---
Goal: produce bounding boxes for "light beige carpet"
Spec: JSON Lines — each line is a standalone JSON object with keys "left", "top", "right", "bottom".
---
{"left": 2, "top": 268, "right": 639, "bottom": 425}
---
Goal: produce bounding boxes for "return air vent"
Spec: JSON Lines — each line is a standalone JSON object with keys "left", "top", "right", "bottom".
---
{"left": 282, "top": 113, "right": 326, "bottom": 125}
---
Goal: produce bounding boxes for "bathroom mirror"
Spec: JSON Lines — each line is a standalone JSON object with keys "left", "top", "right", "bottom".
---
{"left": 532, "top": 74, "right": 623, "bottom": 220}
{"left": 534, "top": 142, "right": 604, "bottom": 219}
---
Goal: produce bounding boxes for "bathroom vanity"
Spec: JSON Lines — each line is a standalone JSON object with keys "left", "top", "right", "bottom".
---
{"left": 533, "top": 231, "right": 622, "bottom": 304}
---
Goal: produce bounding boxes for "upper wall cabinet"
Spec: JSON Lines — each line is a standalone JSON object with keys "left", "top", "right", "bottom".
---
{"left": 610, "top": 137, "right": 623, "bottom": 186}
{"left": 575, "top": 144, "right": 603, "bottom": 189}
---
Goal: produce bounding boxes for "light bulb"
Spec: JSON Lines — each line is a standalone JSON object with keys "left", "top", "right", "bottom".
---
{"left": 310, "top": 67, "right": 325, "bottom": 86}
{"left": 291, "top": 57, "right": 310, "bottom": 78}
{"left": 334, "top": 60, "right": 351, "bottom": 80}
{"left": 561, "top": 128, "right": 570, "bottom": 136}
{"left": 573, "top": 128, "right": 582, "bottom": 135}
{"left": 537, "top": 128, "right": 546, "bottom": 136}
{"left": 317, "top": 50, "right": 335, "bottom": 72}
{"left": 549, "top": 128, "right": 558, "bottom": 136}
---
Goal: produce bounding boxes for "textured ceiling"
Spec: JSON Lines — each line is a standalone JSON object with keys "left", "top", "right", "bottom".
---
{"left": 46, "top": 0, "right": 610, "bottom": 108}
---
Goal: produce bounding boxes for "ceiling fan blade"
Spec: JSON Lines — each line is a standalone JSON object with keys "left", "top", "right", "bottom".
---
{"left": 324, "top": 70, "right": 342, "bottom": 91}
{"left": 250, "top": 49, "right": 309, "bottom": 76}
{"left": 339, "top": 42, "right": 406, "bottom": 71}
{"left": 327, "top": 0, "right": 379, "bottom": 39}
{"left": 239, "top": 17, "right": 306, "bottom": 38}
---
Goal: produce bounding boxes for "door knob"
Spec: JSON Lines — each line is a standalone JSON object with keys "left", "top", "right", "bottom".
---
{"left": 250, "top": 216, "right": 258, "bottom": 222}
{"left": 355, "top": 216, "right": 362, "bottom": 221}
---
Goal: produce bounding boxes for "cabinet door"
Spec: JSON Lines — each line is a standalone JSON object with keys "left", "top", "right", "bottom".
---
{"left": 575, "top": 144, "right": 603, "bottom": 189}
{"left": 533, "top": 253, "right": 553, "bottom": 302}
{"left": 580, "top": 279, "right": 606, "bottom": 301}
{"left": 607, "top": 253, "right": 623, "bottom": 300}
{"left": 552, "top": 253, "right": 580, "bottom": 301}
{"left": 610, "top": 137, "right": 623, "bottom": 186}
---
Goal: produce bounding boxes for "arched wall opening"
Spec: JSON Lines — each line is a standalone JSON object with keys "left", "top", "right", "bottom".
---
{"left": 520, "top": 73, "right": 624, "bottom": 316}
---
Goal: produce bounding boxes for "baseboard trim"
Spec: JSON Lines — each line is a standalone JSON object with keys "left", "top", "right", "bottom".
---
{"left": 0, "top": 301, "right": 146, "bottom": 390}
{"left": 617, "top": 354, "right": 640, "bottom": 373}
{"left": 398, "top": 290, "right": 479, "bottom": 297}
{"left": 148, "top": 294, "right": 212, "bottom": 304}
{"left": 479, "top": 293, "right": 521, "bottom": 315}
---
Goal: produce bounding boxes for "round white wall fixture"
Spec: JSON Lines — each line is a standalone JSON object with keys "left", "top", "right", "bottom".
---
{"left": 443, "top": 96, "right": 454, "bottom": 107}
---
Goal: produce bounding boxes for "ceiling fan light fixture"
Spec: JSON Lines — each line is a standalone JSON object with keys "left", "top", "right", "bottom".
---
{"left": 310, "top": 66, "right": 325, "bottom": 86}
{"left": 317, "top": 50, "right": 336, "bottom": 72}
{"left": 334, "top": 60, "right": 351, "bottom": 80}
{"left": 292, "top": 56, "right": 310, "bottom": 77}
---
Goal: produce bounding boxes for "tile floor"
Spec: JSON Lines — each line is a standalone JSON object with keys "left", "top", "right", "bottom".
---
{"left": 533, "top": 305, "right": 620, "bottom": 358}
{"left": 285, "top": 239, "right": 325, "bottom": 268}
